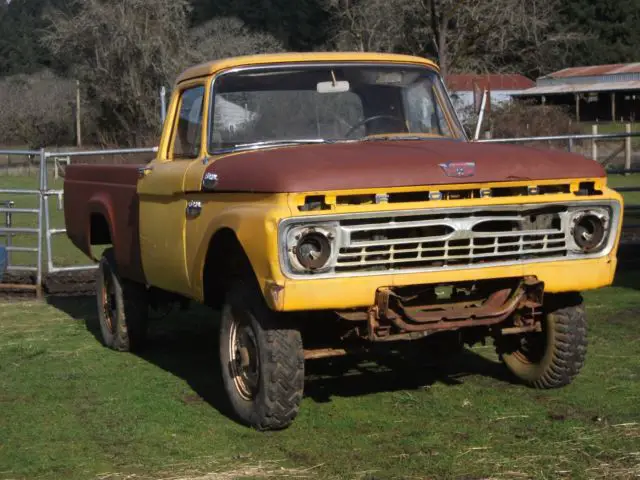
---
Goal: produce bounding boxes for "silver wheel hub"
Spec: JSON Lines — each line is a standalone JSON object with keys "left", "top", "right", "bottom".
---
{"left": 229, "top": 318, "right": 260, "bottom": 400}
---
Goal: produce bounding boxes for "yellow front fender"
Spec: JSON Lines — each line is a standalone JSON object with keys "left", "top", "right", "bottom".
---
{"left": 184, "top": 193, "right": 291, "bottom": 306}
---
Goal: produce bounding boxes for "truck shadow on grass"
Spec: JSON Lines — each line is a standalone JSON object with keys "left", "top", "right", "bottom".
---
{"left": 48, "top": 296, "right": 518, "bottom": 423}
{"left": 615, "top": 246, "right": 640, "bottom": 290}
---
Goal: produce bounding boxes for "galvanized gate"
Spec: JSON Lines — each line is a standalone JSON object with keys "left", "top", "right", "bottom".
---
{"left": 0, "top": 147, "right": 156, "bottom": 296}
{"left": 0, "top": 149, "right": 44, "bottom": 295}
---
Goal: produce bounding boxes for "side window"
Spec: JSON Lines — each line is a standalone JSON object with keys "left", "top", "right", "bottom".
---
{"left": 404, "top": 81, "right": 452, "bottom": 136}
{"left": 172, "top": 86, "right": 205, "bottom": 159}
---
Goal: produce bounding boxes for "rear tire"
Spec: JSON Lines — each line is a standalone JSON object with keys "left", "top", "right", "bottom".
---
{"left": 96, "top": 248, "right": 149, "bottom": 352}
{"left": 219, "top": 281, "right": 304, "bottom": 430}
{"left": 499, "top": 294, "right": 586, "bottom": 389}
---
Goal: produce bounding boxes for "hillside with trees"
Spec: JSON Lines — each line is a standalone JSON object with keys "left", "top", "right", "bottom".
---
{"left": 1, "top": 0, "right": 639, "bottom": 146}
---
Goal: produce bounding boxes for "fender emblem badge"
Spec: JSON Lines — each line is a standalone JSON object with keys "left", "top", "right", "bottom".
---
{"left": 202, "top": 172, "right": 219, "bottom": 190}
{"left": 439, "top": 161, "right": 475, "bottom": 178}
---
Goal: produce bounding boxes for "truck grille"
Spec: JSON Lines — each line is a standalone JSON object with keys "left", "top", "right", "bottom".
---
{"left": 335, "top": 208, "right": 568, "bottom": 273}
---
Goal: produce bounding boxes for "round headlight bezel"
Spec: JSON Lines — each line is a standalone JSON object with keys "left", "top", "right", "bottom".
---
{"left": 568, "top": 208, "right": 610, "bottom": 254}
{"left": 286, "top": 224, "right": 338, "bottom": 273}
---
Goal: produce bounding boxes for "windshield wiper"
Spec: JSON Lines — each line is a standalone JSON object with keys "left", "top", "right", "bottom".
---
{"left": 213, "top": 138, "right": 332, "bottom": 154}
{"left": 362, "top": 134, "right": 436, "bottom": 142}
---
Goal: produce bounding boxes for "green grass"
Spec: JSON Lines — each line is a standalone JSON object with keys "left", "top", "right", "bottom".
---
{"left": 580, "top": 122, "right": 640, "bottom": 148}
{"left": 0, "top": 272, "right": 639, "bottom": 479}
{"left": 581, "top": 122, "right": 640, "bottom": 134}
{"left": 609, "top": 174, "right": 640, "bottom": 206}
{"left": 0, "top": 173, "right": 639, "bottom": 479}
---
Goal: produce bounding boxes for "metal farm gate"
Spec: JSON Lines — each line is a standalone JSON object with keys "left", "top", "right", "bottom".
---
{"left": 0, "top": 147, "right": 156, "bottom": 297}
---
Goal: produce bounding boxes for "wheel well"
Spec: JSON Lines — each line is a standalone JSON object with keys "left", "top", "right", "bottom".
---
{"left": 203, "top": 228, "right": 259, "bottom": 309}
{"left": 90, "top": 213, "right": 111, "bottom": 244}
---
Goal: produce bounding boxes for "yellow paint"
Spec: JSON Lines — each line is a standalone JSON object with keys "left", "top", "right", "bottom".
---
{"left": 139, "top": 78, "right": 211, "bottom": 296}
{"left": 176, "top": 52, "right": 439, "bottom": 84}
{"left": 182, "top": 192, "right": 291, "bottom": 299}
{"left": 138, "top": 53, "right": 624, "bottom": 312}
{"left": 175, "top": 184, "right": 622, "bottom": 311}
{"left": 281, "top": 256, "right": 618, "bottom": 311}
{"left": 287, "top": 178, "right": 614, "bottom": 214}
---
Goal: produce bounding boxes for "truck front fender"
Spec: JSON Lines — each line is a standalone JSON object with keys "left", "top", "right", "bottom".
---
{"left": 187, "top": 199, "right": 290, "bottom": 310}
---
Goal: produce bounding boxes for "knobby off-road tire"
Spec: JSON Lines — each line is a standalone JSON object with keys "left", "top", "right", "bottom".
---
{"left": 499, "top": 294, "right": 587, "bottom": 389}
{"left": 219, "top": 282, "right": 304, "bottom": 431}
{"left": 96, "top": 248, "right": 149, "bottom": 352}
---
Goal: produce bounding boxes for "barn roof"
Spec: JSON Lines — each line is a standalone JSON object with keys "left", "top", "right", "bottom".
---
{"left": 542, "top": 63, "right": 640, "bottom": 79}
{"left": 445, "top": 74, "right": 534, "bottom": 92}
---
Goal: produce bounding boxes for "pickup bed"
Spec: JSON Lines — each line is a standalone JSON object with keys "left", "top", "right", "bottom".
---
{"left": 64, "top": 52, "right": 624, "bottom": 430}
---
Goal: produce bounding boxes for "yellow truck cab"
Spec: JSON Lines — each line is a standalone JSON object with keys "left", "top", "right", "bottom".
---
{"left": 64, "top": 52, "right": 623, "bottom": 430}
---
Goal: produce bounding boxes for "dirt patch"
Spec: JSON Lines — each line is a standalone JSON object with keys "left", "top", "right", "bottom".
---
{"left": 181, "top": 394, "right": 204, "bottom": 405}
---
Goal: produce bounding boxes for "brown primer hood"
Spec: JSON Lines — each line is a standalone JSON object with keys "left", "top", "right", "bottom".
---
{"left": 203, "top": 140, "right": 605, "bottom": 193}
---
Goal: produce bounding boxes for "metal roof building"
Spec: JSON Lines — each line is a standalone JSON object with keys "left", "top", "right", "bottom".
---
{"left": 445, "top": 74, "right": 534, "bottom": 120}
{"left": 514, "top": 63, "right": 640, "bottom": 122}
{"left": 446, "top": 74, "right": 534, "bottom": 92}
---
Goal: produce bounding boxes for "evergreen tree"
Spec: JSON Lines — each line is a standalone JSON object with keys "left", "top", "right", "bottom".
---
{"left": 559, "top": 0, "right": 640, "bottom": 67}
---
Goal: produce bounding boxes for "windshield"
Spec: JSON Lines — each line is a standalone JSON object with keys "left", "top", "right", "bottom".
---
{"left": 209, "top": 64, "right": 465, "bottom": 152}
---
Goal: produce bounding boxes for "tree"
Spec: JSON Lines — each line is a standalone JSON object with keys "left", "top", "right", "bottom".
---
{"left": 187, "top": 17, "right": 282, "bottom": 62}
{"left": 41, "top": 0, "right": 283, "bottom": 145}
{"left": 404, "top": 0, "right": 583, "bottom": 77}
{"left": 557, "top": 0, "right": 640, "bottom": 68}
{"left": 0, "top": 70, "right": 85, "bottom": 147}
{"left": 190, "top": 0, "right": 330, "bottom": 51}
{"left": 323, "top": 0, "right": 412, "bottom": 52}
{"left": 323, "top": 0, "right": 584, "bottom": 77}
{"left": 43, "top": 0, "right": 192, "bottom": 145}
{"left": 0, "top": 0, "right": 66, "bottom": 76}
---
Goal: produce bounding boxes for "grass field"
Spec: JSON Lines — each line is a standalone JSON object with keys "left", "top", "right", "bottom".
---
{"left": 0, "top": 173, "right": 639, "bottom": 479}
{"left": 580, "top": 122, "right": 640, "bottom": 149}
{"left": 0, "top": 271, "right": 639, "bottom": 479}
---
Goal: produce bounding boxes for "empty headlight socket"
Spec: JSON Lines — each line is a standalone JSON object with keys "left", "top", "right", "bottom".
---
{"left": 569, "top": 209, "right": 609, "bottom": 253}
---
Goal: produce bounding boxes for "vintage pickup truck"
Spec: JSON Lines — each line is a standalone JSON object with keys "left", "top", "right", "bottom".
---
{"left": 64, "top": 52, "right": 623, "bottom": 430}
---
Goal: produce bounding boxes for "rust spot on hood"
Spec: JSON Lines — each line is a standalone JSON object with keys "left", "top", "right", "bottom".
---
{"left": 203, "top": 139, "right": 605, "bottom": 193}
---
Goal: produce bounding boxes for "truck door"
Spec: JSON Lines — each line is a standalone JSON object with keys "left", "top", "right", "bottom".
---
{"left": 137, "top": 81, "right": 208, "bottom": 296}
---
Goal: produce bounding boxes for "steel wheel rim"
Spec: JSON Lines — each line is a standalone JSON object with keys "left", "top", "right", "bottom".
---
{"left": 229, "top": 314, "right": 260, "bottom": 401}
{"left": 101, "top": 268, "right": 116, "bottom": 334}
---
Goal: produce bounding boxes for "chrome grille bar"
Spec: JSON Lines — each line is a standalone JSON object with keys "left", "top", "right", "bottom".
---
{"left": 278, "top": 201, "right": 621, "bottom": 278}
{"left": 335, "top": 211, "right": 568, "bottom": 271}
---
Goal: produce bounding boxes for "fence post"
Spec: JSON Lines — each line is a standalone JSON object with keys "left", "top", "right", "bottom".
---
{"left": 568, "top": 137, "right": 574, "bottom": 153}
{"left": 4, "top": 200, "right": 14, "bottom": 267}
{"left": 625, "top": 123, "right": 632, "bottom": 175}
{"left": 36, "top": 148, "right": 45, "bottom": 292}
{"left": 591, "top": 125, "right": 598, "bottom": 161}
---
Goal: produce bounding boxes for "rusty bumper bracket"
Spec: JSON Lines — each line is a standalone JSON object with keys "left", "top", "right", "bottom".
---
{"left": 373, "top": 277, "right": 544, "bottom": 335}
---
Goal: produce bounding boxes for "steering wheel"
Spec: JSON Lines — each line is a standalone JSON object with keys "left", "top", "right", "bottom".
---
{"left": 344, "top": 115, "right": 407, "bottom": 138}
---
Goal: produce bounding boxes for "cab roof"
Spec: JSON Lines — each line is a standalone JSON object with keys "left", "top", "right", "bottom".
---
{"left": 176, "top": 52, "right": 440, "bottom": 84}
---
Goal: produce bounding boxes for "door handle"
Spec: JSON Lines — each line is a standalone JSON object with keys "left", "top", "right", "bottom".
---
{"left": 137, "top": 166, "right": 153, "bottom": 178}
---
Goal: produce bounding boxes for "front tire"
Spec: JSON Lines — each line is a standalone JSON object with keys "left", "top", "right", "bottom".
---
{"left": 499, "top": 294, "right": 587, "bottom": 389}
{"left": 96, "top": 248, "right": 149, "bottom": 352}
{"left": 219, "top": 282, "right": 304, "bottom": 430}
